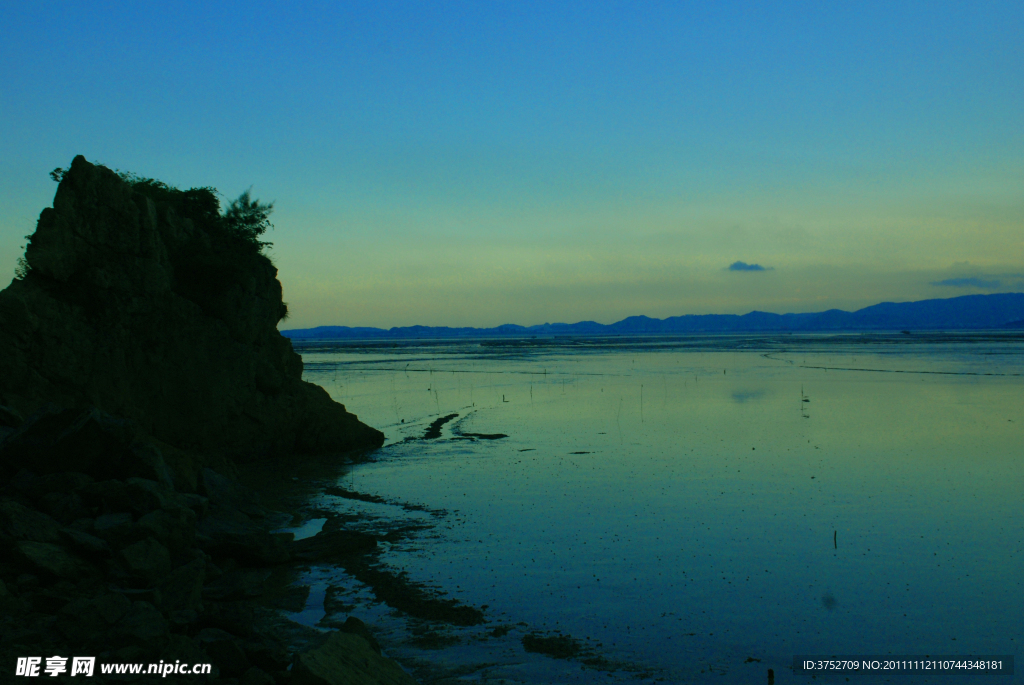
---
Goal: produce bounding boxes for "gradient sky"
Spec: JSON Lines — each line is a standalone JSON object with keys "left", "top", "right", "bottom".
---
{"left": 2, "top": 1, "right": 1021, "bottom": 329}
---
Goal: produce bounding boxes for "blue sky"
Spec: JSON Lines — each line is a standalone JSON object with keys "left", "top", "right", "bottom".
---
{"left": 2, "top": 1, "right": 1021, "bottom": 328}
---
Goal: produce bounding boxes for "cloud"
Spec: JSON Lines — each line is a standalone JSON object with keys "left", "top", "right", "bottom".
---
{"left": 931, "top": 277, "right": 1002, "bottom": 289}
{"left": 728, "top": 261, "right": 771, "bottom": 272}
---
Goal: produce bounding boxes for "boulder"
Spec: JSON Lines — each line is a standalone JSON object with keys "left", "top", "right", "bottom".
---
{"left": 36, "top": 491, "right": 90, "bottom": 524}
{"left": 242, "top": 632, "right": 292, "bottom": 673}
{"left": 59, "top": 528, "right": 112, "bottom": 557}
{"left": 137, "top": 506, "right": 197, "bottom": 555}
{"left": 162, "top": 633, "right": 213, "bottom": 678}
{"left": 200, "top": 600, "right": 255, "bottom": 638}
{"left": 196, "top": 508, "right": 290, "bottom": 566}
{"left": 180, "top": 492, "right": 209, "bottom": 517}
{"left": 292, "top": 630, "right": 418, "bottom": 685}
{"left": 0, "top": 499, "right": 63, "bottom": 543}
{"left": 339, "top": 616, "right": 381, "bottom": 655}
{"left": 78, "top": 475, "right": 200, "bottom": 525}
{"left": 201, "top": 568, "right": 271, "bottom": 601}
{"left": 31, "top": 582, "right": 79, "bottom": 614}
{"left": 77, "top": 479, "right": 135, "bottom": 514}
{"left": 197, "top": 627, "right": 251, "bottom": 678}
{"left": 200, "top": 468, "right": 265, "bottom": 517}
{"left": 0, "top": 576, "right": 21, "bottom": 616}
{"left": 20, "top": 470, "right": 93, "bottom": 501}
{"left": 13, "top": 541, "right": 96, "bottom": 580}
{"left": 240, "top": 666, "right": 276, "bottom": 685}
{"left": 0, "top": 404, "right": 24, "bottom": 428}
{"left": 110, "top": 600, "right": 170, "bottom": 648}
{"left": 93, "top": 512, "right": 135, "bottom": 545}
{"left": 56, "top": 592, "right": 132, "bottom": 644}
{"left": 0, "top": 407, "right": 173, "bottom": 484}
{"left": 156, "top": 557, "right": 206, "bottom": 614}
{"left": 119, "top": 537, "right": 172, "bottom": 581}
{"left": 126, "top": 477, "right": 195, "bottom": 513}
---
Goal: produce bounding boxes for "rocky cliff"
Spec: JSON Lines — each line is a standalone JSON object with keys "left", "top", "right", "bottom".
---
{"left": 0, "top": 157, "right": 410, "bottom": 684}
{"left": 0, "top": 155, "right": 383, "bottom": 461}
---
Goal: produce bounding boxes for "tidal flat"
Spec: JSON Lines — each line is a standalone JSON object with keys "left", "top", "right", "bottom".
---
{"left": 286, "top": 333, "right": 1022, "bottom": 684}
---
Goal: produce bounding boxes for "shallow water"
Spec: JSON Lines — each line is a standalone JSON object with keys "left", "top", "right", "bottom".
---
{"left": 293, "top": 334, "right": 1023, "bottom": 684}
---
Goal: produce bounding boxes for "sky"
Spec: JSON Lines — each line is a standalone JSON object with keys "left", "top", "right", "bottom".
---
{"left": 2, "top": 1, "right": 1021, "bottom": 330}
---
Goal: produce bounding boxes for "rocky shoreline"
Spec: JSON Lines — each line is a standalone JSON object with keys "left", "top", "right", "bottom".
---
{"left": 0, "top": 157, "right": 420, "bottom": 683}
{"left": 0, "top": 157, "right": 625, "bottom": 685}
{"left": 0, "top": 404, "right": 442, "bottom": 684}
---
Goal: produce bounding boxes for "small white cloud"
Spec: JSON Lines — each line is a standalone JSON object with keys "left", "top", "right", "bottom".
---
{"left": 728, "top": 261, "right": 772, "bottom": 272}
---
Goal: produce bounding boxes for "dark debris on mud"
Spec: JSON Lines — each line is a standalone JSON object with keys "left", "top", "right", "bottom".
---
{"left": 422, "top": 414, "right": 459, "bottom": 440}
{"left": 522, "top": 632, "right": 583, "bottom": 659}
{"left": 519, "top": 630, "right": 656, "bottom": 677}
{"left": 290, "top": 508, "right": 483, "bottom": 627}
{"left": 454, "top": 432, "right": 508, "bottom": 440}
{"left": 322, "top": 486, "right": 448, "bottom": 518}
{"left": 338, "top": 556, "right": 485, "bottom": 626}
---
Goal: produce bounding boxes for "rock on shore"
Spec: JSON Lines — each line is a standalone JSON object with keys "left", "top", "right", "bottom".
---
{"left": 0, "top": 155, "right": 382, "bottom": 459}
{"left": 0, "top": 410, "right": 400, "bottom": 683}
{"left": 0, "top": 157, "right": 407, "bottom": 683}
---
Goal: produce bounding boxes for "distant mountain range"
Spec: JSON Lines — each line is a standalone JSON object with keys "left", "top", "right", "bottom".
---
{"left": 281, "top": 293, "right": 1024, "bottom": 340}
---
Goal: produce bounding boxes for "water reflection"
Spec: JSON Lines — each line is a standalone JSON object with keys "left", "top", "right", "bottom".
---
{"left": 731, "top": 389, "right": 766, "bottom": 403}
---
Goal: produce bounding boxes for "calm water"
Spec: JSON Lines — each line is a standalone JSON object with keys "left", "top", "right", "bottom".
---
{"left": 289, "top": 334, "right": 1022, "bottom": 684}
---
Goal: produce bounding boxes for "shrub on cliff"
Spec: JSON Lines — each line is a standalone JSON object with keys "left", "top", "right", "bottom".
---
{"left": 223, "top": 189, "right": 275, "bottom": 249}
{"left": 48, "top": 166, "right": 273, "bottom": 252}
{"left": 40, "top": 163, "right": 284, "bottom": 322}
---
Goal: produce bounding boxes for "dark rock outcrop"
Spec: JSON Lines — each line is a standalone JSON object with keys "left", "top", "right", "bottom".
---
{"left": 0, "top": 155, "right": 383, "bottom": 463}
{"left": 292, "top": 630, "right": 418, "bottom": 685}
{"left": 0, "top": 157, "right": 420, "bottom": 684}
{"left": 0, "top": 400, "right": 413, "bottom": 683}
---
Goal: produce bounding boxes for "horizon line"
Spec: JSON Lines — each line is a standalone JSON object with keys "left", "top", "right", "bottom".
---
{"left": 281, "top": 292, "right": 1024, "bottom": 333}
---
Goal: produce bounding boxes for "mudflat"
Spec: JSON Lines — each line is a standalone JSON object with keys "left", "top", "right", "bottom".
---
{"left": 283, "top": 333, "right": 1024, "bottom": 684}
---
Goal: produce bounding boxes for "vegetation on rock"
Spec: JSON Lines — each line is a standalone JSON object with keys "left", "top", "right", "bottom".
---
{"left": 49, "top": 165, "right": 275, "bottom": 252}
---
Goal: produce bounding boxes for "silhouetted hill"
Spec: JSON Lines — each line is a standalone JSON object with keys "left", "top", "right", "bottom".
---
{"left": 0, "top": 156, "right": 383, "bottom": 458}
{"left": 282, "top": 293, "right": 1024, "bottom": 340}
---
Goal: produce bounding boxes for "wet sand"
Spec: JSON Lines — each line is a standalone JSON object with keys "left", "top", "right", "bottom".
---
{"left": 277, "top": 333, "right": 1024, "bottom": 684}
